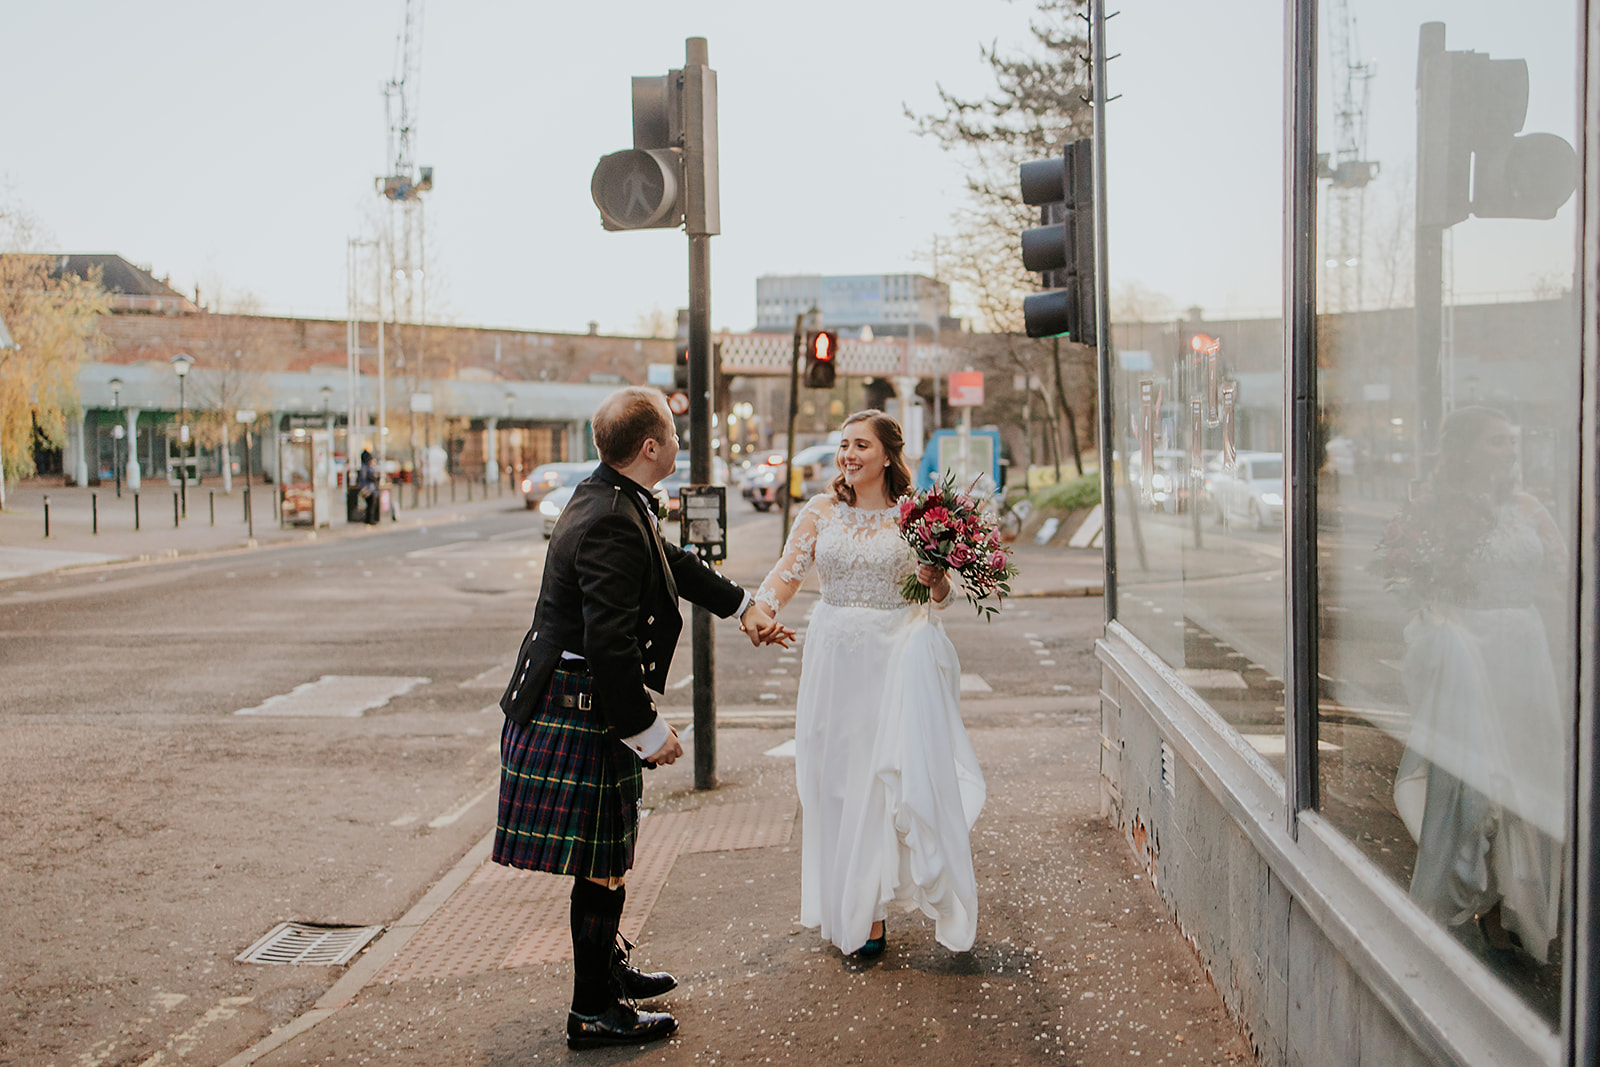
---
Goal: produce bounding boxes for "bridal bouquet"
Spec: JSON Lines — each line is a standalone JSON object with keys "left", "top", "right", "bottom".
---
{"left": 897, "top": 473, "right": 1018, "bottom": 619}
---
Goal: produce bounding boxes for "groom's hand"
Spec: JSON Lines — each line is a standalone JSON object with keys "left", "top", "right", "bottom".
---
{"left": 740, "top": 602, "right": 794, "bottom": 649}
{"left": 646, "top": 725, "right": 683, "bottom": 767}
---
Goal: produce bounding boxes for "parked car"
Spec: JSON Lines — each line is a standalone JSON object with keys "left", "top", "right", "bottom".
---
{"left": 738, "top": 457, "right": 785, "bottom": 511}
{"left": 1205, "top": 451, "right": 1285, "bottom": 530}
{"left": 786, "top": 443, "right": 840, "bottom": 501}
{"left": 536, "top": 484, "right": 578, "bottom": 538}
{"left": 521, "top": 461, "right": 596, "bottom": 509}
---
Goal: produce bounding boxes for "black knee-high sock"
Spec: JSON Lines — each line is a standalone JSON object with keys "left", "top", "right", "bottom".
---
{"left": 570, "top": 879, "right": 626, "bottom": 1015}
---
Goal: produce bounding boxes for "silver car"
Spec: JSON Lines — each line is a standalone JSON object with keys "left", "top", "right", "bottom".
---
{"left": 1205, "top": 452, "right": 1285, "bottom": 530}
{"left": 537, "top": 484, "right": 578, "bottom": 538}
{"left": 521, "top": 462, "right": 596, "bottom": 509}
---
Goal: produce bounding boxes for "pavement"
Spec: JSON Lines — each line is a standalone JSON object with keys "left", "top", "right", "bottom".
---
{"left": 0, "top": 478, "right": 524, "bottom": 580}
{"left": 2, "top": 481, "right": 1248, "bottom": 1066}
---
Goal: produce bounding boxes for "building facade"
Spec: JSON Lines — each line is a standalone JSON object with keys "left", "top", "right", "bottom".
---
{"left": 1091, "top": 2, "right": 1598, "bottom": 1064}
{"left": 754, "top": 272, "right": 952, "bottom": 336}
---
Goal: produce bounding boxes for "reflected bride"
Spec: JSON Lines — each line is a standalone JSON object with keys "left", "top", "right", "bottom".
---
{"left": 1374, "top": 406, "right": 1567, "bottom": 963}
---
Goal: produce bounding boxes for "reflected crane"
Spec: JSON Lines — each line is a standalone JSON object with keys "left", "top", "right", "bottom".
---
{"left": 1318, "top": 0, "right": 1378, "bottom": 313}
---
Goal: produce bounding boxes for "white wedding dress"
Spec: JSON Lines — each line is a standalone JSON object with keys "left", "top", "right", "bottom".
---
{"left": 756, "top": 494, "right": 986, "bottom": 954}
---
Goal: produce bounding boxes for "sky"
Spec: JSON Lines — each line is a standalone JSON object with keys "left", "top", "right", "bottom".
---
{"left": 0, "top": 0, "right": 1040, "bottom": 336}
{"left": 2, "top": 2, "right": 1580, "bottom": 340}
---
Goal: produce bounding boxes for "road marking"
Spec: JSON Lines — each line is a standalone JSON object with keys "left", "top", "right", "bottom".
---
{"left": 758, "top": 693, "right": 778, "bottom": 701}
{"left": 235, "top": 675, "right": 429, "bottom": 718}
{"left": 765, "top": 739, "right": 797, "bottom": 758}
{"left": 460, "top": 663, "right": 511, "bottom": 689}
{"left": 428, "top": 779, "right": 498, "bottom": 829}
{"left": 136, "top": 996, "right": 254, "bottom": 1065}
{"left": 1040, "top": 660, "right": 1056, "bottom": 665}
{"left": 960, "top": 674, "right": 992, "bottom": 692}
{"left": 669, "top": 673, "right": 694, "bottom": 690}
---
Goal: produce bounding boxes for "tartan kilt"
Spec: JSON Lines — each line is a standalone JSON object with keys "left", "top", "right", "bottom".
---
{"left": 492, "top": 666, "right": 645, "bottom": 879}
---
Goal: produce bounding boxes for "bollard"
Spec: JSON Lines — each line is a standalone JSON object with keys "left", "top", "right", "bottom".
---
{"left": 173, "top": 492, "right": 180, "bottom": 528}
{"left": 92, "top": 492, "right": 98, "bottom": 535}
{"left": 467, "top": 480, "right": 473, "bottom": 502}
{"left": 209, "top": 490, "right": 214, "bottom": 527}
{"left": 134, "top": 492, "right": 140, "bottom": 530}
{"left": 43, "top": 494, "right": 50, "bottom": 538}
{"left": 450, "top": 478, "right": 456, "bottom": 503}
{"left": 245, "top": 486, "right": 254, "bottom": 539}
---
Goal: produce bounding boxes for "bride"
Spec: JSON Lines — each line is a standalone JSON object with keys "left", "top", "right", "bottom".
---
{"left": 755, "top": 410, "right": 986, "bottom": 957}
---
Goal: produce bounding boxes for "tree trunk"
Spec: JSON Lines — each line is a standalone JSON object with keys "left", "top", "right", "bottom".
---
{"left": 1052, "top": 338, "right": 1084, "bottom": 477}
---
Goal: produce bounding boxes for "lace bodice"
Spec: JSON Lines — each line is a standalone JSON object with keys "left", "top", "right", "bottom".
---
{"left": 757, "top": 495, "right": 935, "bottom": 613}
{"left": 1462, "top": 498, "right": 1564, "bottom": 608}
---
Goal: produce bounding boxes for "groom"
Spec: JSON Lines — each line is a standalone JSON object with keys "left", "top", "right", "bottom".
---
{"left": 495, "top": 386, "right": 791, "bottom": 1051}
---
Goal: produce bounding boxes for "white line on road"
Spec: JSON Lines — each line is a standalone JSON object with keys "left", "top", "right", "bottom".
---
{"left": 669, "top": 673, "right": 694, "bottom": 690}
{"left": 427, "top": 779, "right": 498, "bottom": 829}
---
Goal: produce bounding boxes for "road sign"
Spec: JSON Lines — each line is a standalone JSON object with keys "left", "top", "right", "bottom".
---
{"left": 236, "top": 409, "right": 256, "bottom": 423}
{"left": 667, "top": 391, "right": 690, "bottom": 415}
{"left": 409, "top": 393, "right": 434, "bottom": 413}
{"left": 948, "top": 371, "right": 985, "bottom": 406}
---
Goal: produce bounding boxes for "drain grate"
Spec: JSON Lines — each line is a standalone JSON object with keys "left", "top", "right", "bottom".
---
{"left": 237, "top": 922, "right": 384, "bottom": 966}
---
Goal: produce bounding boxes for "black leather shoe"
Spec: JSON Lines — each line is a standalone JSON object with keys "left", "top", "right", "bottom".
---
{"left": 566, "top": 1002, "right": 678, "bottom": 1050}
{"left": 614, "top": 958, "right": 678, "bottom": 999}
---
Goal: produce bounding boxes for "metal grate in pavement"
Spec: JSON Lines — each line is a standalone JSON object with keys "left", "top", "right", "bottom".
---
{"left": 237, "top": 922, "right": 384, "bottom": 966}
{"left": 684, "top": 798, "right": 797, "bottom": 854}
{"left": 381, "top": 811, "right": 693, "bottom": 981}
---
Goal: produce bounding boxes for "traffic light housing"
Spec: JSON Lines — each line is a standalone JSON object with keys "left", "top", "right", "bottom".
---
{"left": 1416, "top": 23, "right": 1576, "bottom": 227}
{"left": 591, "top": 75, "right": 687, "bottom": 231}
{"left": 804, "top": 330, "right": 838, "bottom": 389}
{"left": 1019, "top": 138, "right": 1096, "bottom": 344}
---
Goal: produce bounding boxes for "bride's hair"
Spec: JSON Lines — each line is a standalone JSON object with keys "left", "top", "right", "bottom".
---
{"left": 830, "top": 410, "right": 914, "bottom": 506}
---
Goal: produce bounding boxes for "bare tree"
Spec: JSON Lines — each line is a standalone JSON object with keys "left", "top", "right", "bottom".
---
{"left": 908, "top": 1, "right": 1094, "bottom": 485}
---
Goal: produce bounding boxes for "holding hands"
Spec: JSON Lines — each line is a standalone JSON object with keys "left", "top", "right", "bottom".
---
{"left": 740, "top": 601, "right": 796, "bottom": 648}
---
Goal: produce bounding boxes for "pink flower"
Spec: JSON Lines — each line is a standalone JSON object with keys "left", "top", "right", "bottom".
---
{"left": 946, "top": 543, "right": 975, "bottom": 567}
{"left": 923, "top": 506, "right": 951, "bottom": 527}
{"left": 988, "top": 550, "right": 1008, "bottom": 571}
{"left": 899, "top": 499, "right": 915, "bottom": 521}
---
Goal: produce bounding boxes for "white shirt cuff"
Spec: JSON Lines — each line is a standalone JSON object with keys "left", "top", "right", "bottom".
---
{"left": 621, "top": 712, "right": 671, "bottom": 761}
{"left": 735, "top": 591, "right": 753, "bottom": 619}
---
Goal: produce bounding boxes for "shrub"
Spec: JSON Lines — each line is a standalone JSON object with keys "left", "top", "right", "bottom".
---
{"left": 1029, "top": 474, "right": 1101, "bottom": 512}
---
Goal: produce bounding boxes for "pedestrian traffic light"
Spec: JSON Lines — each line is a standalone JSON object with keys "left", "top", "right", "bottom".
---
{"left": 1018, "top": 138, "right": 1095, "bottom": 344}
{"left": 1416, "top": 23, "right": 1576, "bottom": 227}
{"left": 591, "top": 75, "right": 686, "bottom": 231}
{"left": 804, "top": 330, "right": 838, "bottom": 389}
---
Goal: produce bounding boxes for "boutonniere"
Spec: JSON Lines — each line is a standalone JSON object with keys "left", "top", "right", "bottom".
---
{"left": 655, "top": 494, "right": 669, "bottom": 522}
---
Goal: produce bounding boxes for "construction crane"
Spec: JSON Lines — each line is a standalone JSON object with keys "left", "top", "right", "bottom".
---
{"left": 1318, "top": 0, "right": 1377, "bottom": 314}
{"left": 373, "top": 0, "right": 432, "bottom": 487}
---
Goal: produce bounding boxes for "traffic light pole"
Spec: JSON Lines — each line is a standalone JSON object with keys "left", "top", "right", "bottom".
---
{"left": 781, "top": 314, "right": 802, "bottom": 550}
{"left": 683, "top": 37, "right": 720, "bottom": 792}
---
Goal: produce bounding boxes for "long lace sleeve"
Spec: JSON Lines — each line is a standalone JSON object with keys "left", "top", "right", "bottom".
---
{"left": 755, "top": 496, "right": 828, "bottom": 616}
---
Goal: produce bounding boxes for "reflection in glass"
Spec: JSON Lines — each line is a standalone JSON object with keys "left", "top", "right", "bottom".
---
{"left": 1108, "top": 1, "right": 1287, "bottom": 765}
{"left": 1374, "top": 408, "right": 1566, "bottom": 963}
{"left": 1314, "top": 2, "right": 1576, "bottom": 1023}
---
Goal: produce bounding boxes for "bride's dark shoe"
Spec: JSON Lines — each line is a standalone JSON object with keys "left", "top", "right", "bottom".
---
{"left": 854, "top": 920, "right": 887, "bottom": 959}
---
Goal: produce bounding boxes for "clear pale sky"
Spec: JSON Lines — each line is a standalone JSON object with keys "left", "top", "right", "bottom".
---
{"left": 1, "top": 0, "right": 1039, "bottom": 335}
{"left": 4, "top": 1, "right": 1578, "bottom": 338}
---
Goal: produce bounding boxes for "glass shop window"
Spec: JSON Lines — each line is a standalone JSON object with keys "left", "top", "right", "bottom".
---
{"left": 1107, "top": 0, "right": 1288, "bottom": 768}
{"left": 1313, "top": 1, "right": 1579, "bottom": 1025}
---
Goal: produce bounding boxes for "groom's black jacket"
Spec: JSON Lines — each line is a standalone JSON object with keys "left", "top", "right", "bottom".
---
{"left": 500, "top": 462, "right": 746, "bottom": 738}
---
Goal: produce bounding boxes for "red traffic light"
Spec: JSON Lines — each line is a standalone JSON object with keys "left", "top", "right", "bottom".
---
{"left": 803, "top": 330, "right": 839, "bottom": 389}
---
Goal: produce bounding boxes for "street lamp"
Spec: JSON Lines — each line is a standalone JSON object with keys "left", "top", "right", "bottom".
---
{"left": 171, "top": 354, "right": 194, "bottom": 518}
{"left": 504, "top": 391, "right": 516, "bottom": 491}
{"left": 320, "top": 385, "right": 334, "bottom": 522}
{"left": 109, "top": 377, "right": 124, "bottom": 498}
